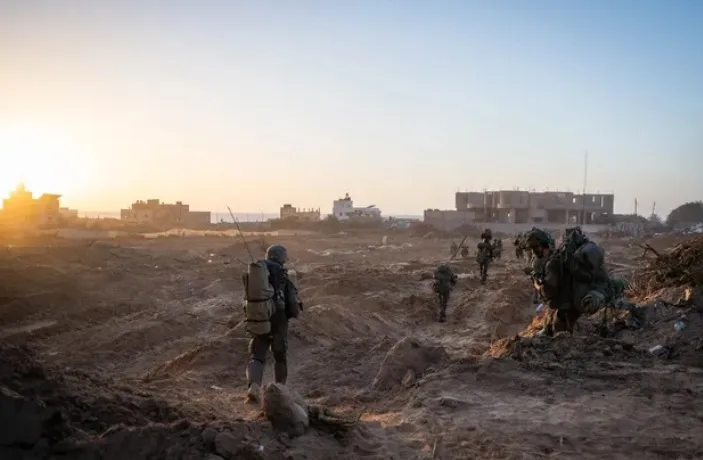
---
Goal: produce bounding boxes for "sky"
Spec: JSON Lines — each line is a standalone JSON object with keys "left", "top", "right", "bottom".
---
{"left": 0, "top": 0, "right": 701, "bottom": 217}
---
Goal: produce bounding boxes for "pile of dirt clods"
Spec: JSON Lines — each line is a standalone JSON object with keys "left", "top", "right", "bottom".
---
{"left": 0, "top": 344, "right": 283, "bottom": 460}
{"left": 489, "top": 296, "right": 703, "bottom": 369}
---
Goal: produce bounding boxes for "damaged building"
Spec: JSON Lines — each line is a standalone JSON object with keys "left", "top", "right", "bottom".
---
{"left": 280, "top": 204, "right": 321, "bottom": 222}
{"left": 120, "top": 199, "right": 211, "bottom": 227}
{"left": 454, "top": 190, "right": 614, "bottom": 224}
{"left": 0, "top": 184, "right": 62, "bottom": 227}
{"left": 425, "top": 190, "right": 614, "bottom": 231}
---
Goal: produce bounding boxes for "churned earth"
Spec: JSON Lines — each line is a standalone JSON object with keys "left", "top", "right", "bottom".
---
{"left": 1, "top": 231, "right": 702, "bottom": 459}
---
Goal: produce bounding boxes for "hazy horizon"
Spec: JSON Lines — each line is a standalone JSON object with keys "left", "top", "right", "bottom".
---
{"left": 1, "top": 0, "right": 702, "bottom": 218}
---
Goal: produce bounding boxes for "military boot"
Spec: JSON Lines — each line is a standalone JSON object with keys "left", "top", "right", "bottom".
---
{"left": 245, "top": 360, "right": 265, "bottom": 403}
{"left": 274, "top": 360, "right": 288, "bottom": 385}
{"left": 438, "top": 306, "right": 447, "bottom": 323}
{"left": 246, "top": 383, "right": 261, "bottom": 404}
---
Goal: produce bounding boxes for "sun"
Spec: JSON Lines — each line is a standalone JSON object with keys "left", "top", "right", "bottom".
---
{"left": 0, "top": 122, "right": 95, "bottom": 200}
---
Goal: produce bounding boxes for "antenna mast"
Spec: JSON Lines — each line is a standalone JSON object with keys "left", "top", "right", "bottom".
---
{"left": 580, "top": 151, "right": 588, "bottom": 225}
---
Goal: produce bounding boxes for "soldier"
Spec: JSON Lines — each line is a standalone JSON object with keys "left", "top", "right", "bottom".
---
{"left": 514, "top": 232, "right": 525, "bottom": 260}
{"left": 476, "top": 241, "right": 493, "bottom": 284}
{"left": 526, "top": 227, "right": 634, "bottom": 336}
{"left": 450, "top": 242, "right": 458, "bottom": 256}
{"left": 245, "top": 244, "right": 303, "bottom": 403}
{"left": 460, "top": 245, "right": 469, "bottom": 259}
{"left": 492, "top": 238, "right": 503, "bottom": 259}
{"left": 523, "top": 228, "right": 554, "bottom": 307}
{"left": 433, "top": 264, "right": 458, "bottom": 322}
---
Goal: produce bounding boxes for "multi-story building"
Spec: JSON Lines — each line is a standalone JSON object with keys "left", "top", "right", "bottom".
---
{"left": 455, "top": 190, "right": 614, "bottom": 224}
{"left": 332, "top": 193, "right": 382, "bottom": 221}
{"left": 120, "top": 199, "right": 211, "bottom": 226}
{"left": 279, "top": 204, "right": 321, "bottom": 222}
{"left": 0, "top": 184, "right": 62, "bottom": 227}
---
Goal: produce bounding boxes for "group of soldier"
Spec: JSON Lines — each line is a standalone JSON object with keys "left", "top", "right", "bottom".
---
{"left": 432, "top": 226, "right": 634, "bottom": 336}
{"left": 242, "top": 226, "right": 634, "bottom": 403}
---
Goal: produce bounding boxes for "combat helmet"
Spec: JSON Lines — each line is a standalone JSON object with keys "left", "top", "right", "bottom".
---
{"left": 437, "top": 264, "right": 450, "bottom": 273}
{"left": 266, "top": 244, "right": 289, "bottom": 265}
{"left": 561, "top": 226, "right": 587, "bottom": 251}
{"left": 524, "top": 228, "right": 552, "bottom": 251}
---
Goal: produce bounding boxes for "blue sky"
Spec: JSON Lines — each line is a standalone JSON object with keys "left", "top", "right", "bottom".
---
{"left": 0, "top": 0, "right": 701, "bottom": 217}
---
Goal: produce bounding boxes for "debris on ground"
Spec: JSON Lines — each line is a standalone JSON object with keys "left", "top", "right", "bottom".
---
{"left": 262, "top": 383, "right": 309, "bottom": 438}
{"left": 3, "top": 233, "right": 703, "bottom": 459}
{"left": 371, "top": 337, "right": 448, "bottom": 391}
{"left": 629, "top": 235, "right": 703, "bottom": 299}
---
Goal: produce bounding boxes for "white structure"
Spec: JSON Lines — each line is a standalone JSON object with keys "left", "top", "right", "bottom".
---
{"left": 332, "top": 193, "right": 382, "bottom": 221}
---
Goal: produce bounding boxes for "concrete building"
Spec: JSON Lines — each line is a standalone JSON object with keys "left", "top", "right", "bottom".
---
{"left": 332, "top": 193, "right": 382, "bottom": 221}
{"left": 280, "top": 204, "right": 321, "bottom": 222}
{"left": 0, "top": 184, "right": 62, "bottom": 227}
{"left": 120, "top": 199, "right": 211, "bottom": 226}
{"left": 455, "top": 190, "right": 614, "bottom": 224}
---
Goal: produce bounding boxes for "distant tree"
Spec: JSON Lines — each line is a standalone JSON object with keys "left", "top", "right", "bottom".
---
{"left": 666, "top": 201, "right": 703, "bottom": 227}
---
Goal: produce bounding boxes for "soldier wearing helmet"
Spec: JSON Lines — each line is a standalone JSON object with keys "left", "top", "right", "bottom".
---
{"left": 476, "top": 234, "right": 494, "bottom": 284}
{"left": 432, "top": 264, "right": 458, "bottom": 322}
{"left": 245, "top": 244, "right": 303, "bottom": 403}
{"left": 527, "top": 227, "right": 637, "bottom": 336}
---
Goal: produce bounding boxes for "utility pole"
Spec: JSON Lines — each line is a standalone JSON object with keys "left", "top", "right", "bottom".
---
{"left": 581, "top": 151, "right": 588, "bottom": 225}
{"left": 634, "top": 198, "right": 638, "bottom": 216}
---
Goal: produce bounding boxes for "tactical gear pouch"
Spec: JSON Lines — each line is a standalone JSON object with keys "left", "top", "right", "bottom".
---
{"left": 243, "top": 261, "right": 276, "bottom": 335}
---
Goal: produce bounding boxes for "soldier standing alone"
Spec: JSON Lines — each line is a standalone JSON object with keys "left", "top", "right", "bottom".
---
{"left": 243, "top": 245, "right": 303, "bottom": 403}
{"left": 433, "top": 264, "right": 458, "bottom": 322}
{"left": 476, "top": 229, "right": 494, "bottom": 284}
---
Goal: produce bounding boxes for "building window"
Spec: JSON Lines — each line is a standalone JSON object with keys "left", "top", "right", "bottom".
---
{"left": 592, "top": 196, "right": 597, "bottom": 203}
{"left": 572, "top": 198, "right": 577, "bottom": 203}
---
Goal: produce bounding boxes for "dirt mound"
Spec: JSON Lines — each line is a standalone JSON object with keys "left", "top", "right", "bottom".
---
{"left": 488, "top": 333, "right": 646, "bottom": 365}
{"left": 616, "top": 300, "right": 703, "bottom": 367}
{"left": 491, "top": 295, "right": 703, "bottom": 369}
{"left": 0, "top": 261, "right": 82, "bottom": 327}
{"left": 0, "top": 343, "right": 281, "bottom": 460}
{"left": 220, "top": 239, "right": 269, "bottom": 259}
{"left": 371, "top": 337, "right": 448, "bottom": 391}
{"left": 630, "top": 235, "right": 703, "bottom": 299}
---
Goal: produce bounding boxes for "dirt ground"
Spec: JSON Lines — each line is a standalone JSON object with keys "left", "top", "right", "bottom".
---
{"left": 1, "top": 232, "right": 702, "bottom": 459}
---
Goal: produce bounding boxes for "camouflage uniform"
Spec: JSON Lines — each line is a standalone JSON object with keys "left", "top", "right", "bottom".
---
{"left": 476, "top": 240, "right": 493, "bottom": 284}
{"left": 527, "top": 227, "right": 631, "bottom": 336}
{"left": 514, "top": 233, "right": 525, "bottom": 260}
{"left": 492, "top": 239, "right": 503, "bottom": 259}
{"left": 246, "top": 245, "right": 303, "bottom": 401}
{"left": 433, "top": 264, "right": 458, "bottom": 322}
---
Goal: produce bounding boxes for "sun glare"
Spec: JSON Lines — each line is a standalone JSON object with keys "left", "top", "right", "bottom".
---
{"left": 0, "top": 122, "right": 94, "bottom": 199}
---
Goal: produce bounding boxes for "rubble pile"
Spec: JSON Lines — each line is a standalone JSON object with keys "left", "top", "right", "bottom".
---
{"left": 488, "top": 333, "right": 646, "bottom": 366}
{"left": 630, "top": 235, "right": 703, "bottom": 298}
{"left": 490, "top": 298, "right": 703, "bottom": 369}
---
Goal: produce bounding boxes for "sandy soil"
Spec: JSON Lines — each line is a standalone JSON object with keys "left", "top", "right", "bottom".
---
{"left": 1, "top": 232, "right": 702, "bottom": 459}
